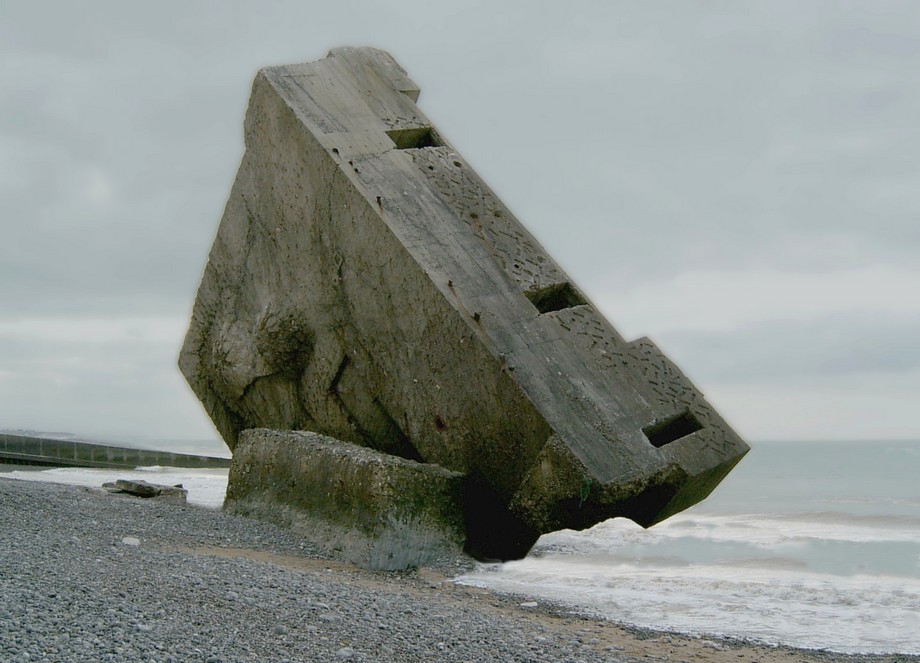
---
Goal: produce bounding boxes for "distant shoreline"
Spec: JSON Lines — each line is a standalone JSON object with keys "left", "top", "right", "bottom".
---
{"left": 0, "top": 431, "right": 229, "bottom": 471}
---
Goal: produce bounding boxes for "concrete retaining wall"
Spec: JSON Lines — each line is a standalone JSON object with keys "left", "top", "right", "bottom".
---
{"left": 0, "top": 434, "right": 230, "bottom": 469}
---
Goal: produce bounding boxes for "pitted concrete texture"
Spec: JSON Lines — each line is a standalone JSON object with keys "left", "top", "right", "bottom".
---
{"left": 225, "top": 429, "right": 465, "bottom": 570}
{"left": 180, "top": 47, "right": 749, "bottom": 560}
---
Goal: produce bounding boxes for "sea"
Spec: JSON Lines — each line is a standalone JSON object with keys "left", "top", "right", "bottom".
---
{"left": 3, "top": 439, "right": 918, "bottom": 655}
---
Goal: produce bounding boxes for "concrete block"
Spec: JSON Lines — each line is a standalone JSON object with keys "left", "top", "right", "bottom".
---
{"left": 225, "top": 429, "right": 465, "bottom": 570}
{"left": 180, "top": 47, "right": 749, "bottom": 560}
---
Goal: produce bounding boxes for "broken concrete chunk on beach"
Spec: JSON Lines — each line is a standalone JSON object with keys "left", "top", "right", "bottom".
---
{"left": 179, "top": 47, "right": 750, "bottom": 563}
{"left": 102, "top": 479, "right": 188, "bottom": 504}
{"left": 227, "top": 429, "right": 465, "bottom": 570}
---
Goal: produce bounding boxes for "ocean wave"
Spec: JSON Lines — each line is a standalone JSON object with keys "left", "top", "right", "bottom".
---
{"left": 533, "top": 510, "right": 920, "bottom": 553}
{"left": 457, "top": 558, "right": 920, "bottom": 654}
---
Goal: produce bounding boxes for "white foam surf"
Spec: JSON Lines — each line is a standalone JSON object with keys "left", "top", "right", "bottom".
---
{"left": 458, "top": 512, "right": 920, "bottom": 654}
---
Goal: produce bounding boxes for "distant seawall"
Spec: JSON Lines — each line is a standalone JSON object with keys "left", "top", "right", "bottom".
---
{"left": 0, "top": 433, "right": 231, "bottom": 469}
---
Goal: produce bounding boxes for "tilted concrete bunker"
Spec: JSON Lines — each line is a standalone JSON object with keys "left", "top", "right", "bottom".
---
{"left": 180, "top": 47, "right": 749, "bottom": 563}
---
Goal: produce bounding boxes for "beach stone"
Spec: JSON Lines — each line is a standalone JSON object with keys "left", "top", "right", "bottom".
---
{"left": 180, "top": 47, "right": 749, "bottom": 561}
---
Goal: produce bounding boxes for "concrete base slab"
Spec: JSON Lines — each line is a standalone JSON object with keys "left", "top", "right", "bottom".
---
{"left": 224, "top": 429, "right": 466, "bottom": 570}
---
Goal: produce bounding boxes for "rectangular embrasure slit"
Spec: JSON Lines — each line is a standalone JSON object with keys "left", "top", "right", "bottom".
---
{"left": 525, "top": 282, "right": 586, "bottom": 314}
{"left": 643, "top": 410, "right": 704, "bottom": 448}
{"left": 386, "top": 127, "right": 442, "bottom": 149}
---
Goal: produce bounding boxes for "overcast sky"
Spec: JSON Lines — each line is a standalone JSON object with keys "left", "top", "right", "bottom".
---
{"left": 2, "top": 1, "right": 918, "bottom": 446}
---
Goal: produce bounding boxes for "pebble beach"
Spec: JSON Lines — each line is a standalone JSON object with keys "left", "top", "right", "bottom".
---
{"left": 1, "top": 476, "right": 915, "bottom": 663}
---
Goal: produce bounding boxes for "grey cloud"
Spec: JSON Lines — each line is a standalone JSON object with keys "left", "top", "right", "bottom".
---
{"left": 2, "top": 0, "right": 920, "bottom": 438}
{"left": 423, "top": 6, "right": 920, "bottom": 293}
{"left": 5, "top": 1, "right": 920, "bottom": 311}
{"left": 657, "top": 311, "right": 920, "bottom": 383}
{"left": 0, "top": 329, "right": 211, "bottom": 439}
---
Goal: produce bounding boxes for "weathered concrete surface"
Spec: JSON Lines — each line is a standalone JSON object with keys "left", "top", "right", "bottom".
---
{"left": 225, "top": 429, "right": 465, "bottom": 570}
{"left": 180, "top": 47, "right": 749, "bottom": 559}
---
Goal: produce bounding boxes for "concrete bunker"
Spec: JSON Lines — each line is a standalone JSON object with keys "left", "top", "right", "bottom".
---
{"left": 179, "top": 47, "right": 750, "bottom": 568}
